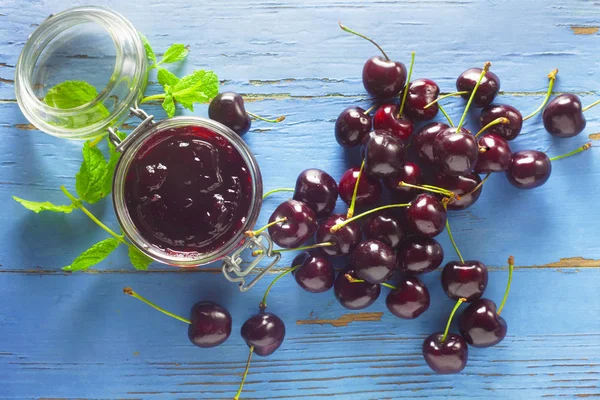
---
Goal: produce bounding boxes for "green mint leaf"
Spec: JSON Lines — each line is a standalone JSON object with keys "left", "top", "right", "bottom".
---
{"left": 162, "top": 85, "right": 176, "bottom": 118}
{"left": 76, "top": 141, "right": 109, "bottom": 204}
{"left": 172, "top": 70, "right": 219, "bottom": 111}
{"left": 44, "top": 81, "right": 110, "bottom": 128}
{"left": 157, "top": 68, "right": 180, "bottom": 89}
{"left": 160, "top": 44, "right": 189, "bottom": 64}
{"left": 62, "top": 237, "right": 121, "bottom": 272}
{"left": 139, "top": 32, "right": 157, "bottom": 65}
{"left": 101, "top": 134, "right": 123, "bottom": 197}
{"left": 128, "top": 246, "right": 153, "bottom": 270}
{"left": 12, "top": 196, "right": 75, "bottom": 214}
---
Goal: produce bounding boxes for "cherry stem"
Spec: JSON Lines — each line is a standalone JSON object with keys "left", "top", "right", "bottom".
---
{"left": 263, "top": 188, "right": 294, "bottom": 200}
{"left": 445, "top": 218, "right": 464, "bottom": 263}
{"left": 364, "top": 104, "right": 377, "bottom": 114}
{"left": 457, "top": 62, "right": 491, "bottom": 131}
{"left": 475, "top": 117, "right": 510, "bottom": 138}
{"left": 441, "top": 297, "right": 467, "bottom": 343}
{"left": 523, "top": 69, "right": 558, "bottom": 121}
{"left": 246, "top": 217, "right": 287, "bottom": 237}
{"left": 497, "top": 256, "right": 514, "bottom": 316}
{"left": 465, "top": 173, "right": 491, "bottom": 197}
{"left": 582, "top": 99, "right": 600, "bottom": 112}
{"left": 331, "top": 203, "right": 411, "bottom": 232}
{"left": 247, "top": 111, "right": 285, "bottom": 123}
{"left": 438, "top": 104, "right": 455, "bottom": 127}
{"left": 260, "top": 265, "right": 301, "bottom": 309}
{"left": 424, "top": 91, "right": 469, "bottom": 109}
{"left": 399, "top": 181, "right": 457, "bottom": 199}
{"left": 338, "top": 21, "right": 390, "bottom": 61}
{"left": 398, "top": 51, "right": 416, "bottom": 118}
{"left": 344, "top": 274, "right": 397, "bottom": 290}
{"left": 123, "top": 287, "right": 191, "bottom": 324}
{"left": 233, "top": 346, "right": 254, "bottom": 400}
{"left": 549, "top": 142, "right": 592, "bottom": 162}
{"left": 252, "top": 242, "right": 334, "bottom": 257}
{"left": 347, "top": 159, "right": 365, "bottom": 219}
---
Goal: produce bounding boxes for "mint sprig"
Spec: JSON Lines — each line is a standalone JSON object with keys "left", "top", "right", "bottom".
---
{"left": 63, "top": 237, "right": 121, "bottom": 272}
{"left": 12, "top": 197, "right": 75, "bottom": 213}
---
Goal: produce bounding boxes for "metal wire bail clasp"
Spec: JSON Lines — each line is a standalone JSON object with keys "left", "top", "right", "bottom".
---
{"left": 221, "top": 232, "right": 281, "bottom": 292}
{"left": 108, "top": 107, "right": 155, "bottom": 152}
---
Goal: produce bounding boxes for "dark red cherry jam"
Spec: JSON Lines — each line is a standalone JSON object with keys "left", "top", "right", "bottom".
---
{"left": 124, "top": 125, "right": 254, "bottom": 255}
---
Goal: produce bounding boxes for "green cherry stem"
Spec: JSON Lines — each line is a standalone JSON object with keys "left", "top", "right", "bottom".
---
{"left": 338, "top": 21, "right": 390, "bottom": 60}
{"left": 398, "top": 51, "right": 416, "bottom": 118}
{"left": 347, "top": 159, "right": 366, "bottom": 219}
{"left": 457, "top": 62, "right": 491, "bottom": 131}
{"left": 549, "top": 142, "right": 592, "bottom": 162}
{"left": 583, "top": 99, "right": 600, "bottom": 112}
{"left": 260, "top": 265, "right": 301, "bottom": 309}
{"left": 523, "top": 69, "right": 558, "bottom": 121}
{"left": 475, "top": 117, "right": 510, "bottom": 138}
{"left": 438, "top": 104, "right": 455, "bottom": 127}
{"left": 465, "top": 173, "right": 491, "bottom": 197}
{"left": 252, "top": 242, "right": 335, "bottom": 257}
{"left": 344, "top": 274, "right": 397, "bottom": 290}
{"left": 233, "top": 346, "right": 254, "bottom": 400}
{"left": 263, "top": 188, "right": 295, "bottom": 200}
{"left": 497, "top": 256, "right": 514, "bottom": 315}
{"left": 364, "top": 104, "right": 377, "bottom": 114}
{"left": 441, "top": 297, "right": 467, "bottom": 343}
{"left": 123, "top": 287, "right": 191, "bottom": 324}
{"left": 399, "top": 181, "right": 457, "bottom": 199}
{"left": 247, "top": 111, "right": 286, "bottom": 123}
{"left": 445, "top": 218, "right": 464, "bottom": 263}
{"left": 424, "top": 91, "right": 469, "bottom": 109}
{"left": 246, "top": 217, "right": 287, "bottom": 237}
{"left": 331, "top": 203, "right": 411, "bottom": 232}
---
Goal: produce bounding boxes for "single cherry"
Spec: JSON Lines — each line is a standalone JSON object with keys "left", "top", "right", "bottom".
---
{"left": 268, "top": 200, "right": 318, "bottom": 248}
{"left": 315, "top": 214, "right": 362, "bottom": 256}
{"left": 334, "top": 267, "right": 381, "bottom": 310}
{"left": 386, "top": 276, "right": 430, "bottom": 319}
{"left": 362, "top": 212, "right": 405, "bottom": 249}
{"left": 433, "top": 172, "right": 482, "bottom": 211}
{"left": 474, "top": 134, "right": 512, "bottom": 173}
{"left": 542, "top": 94, "right": 586, "bottom": 138}
{"left": 241, "top": 312, "right": 285, "bottom": 356}
{"left": 293, "top": 169, "right": 338, "bottom": 218}
{"left": 405, "top": 78, "right": 440, "bottom": 121}
{"left": 456, "top": 68, "right": 500, "bottom": 107}
{"left": 412, "top": 122, "right": 449, "bottom": 165}
{"left": 397, "top": 237, "right": 444, "bottom": 274}
{"left": 384, "top": 162, "right": 423, "bottom": 203}
{"left": 364, "top": 130, "right": 406, "bottom": 178}
{"left": 350, "top": 239, "right": 396, "bottom": 284}
{"left": 208, "top": 92, "right": 251, "bottom": 136}
{"left": 292, "top": 252, "right": 335, "bottom": 293}
{"left": 433, "top": 127, "right": 479, "bottom": 176}
{"left": 335, "top": 106, "right": 373, "bottom": 147}
{"left": 441, "top": 261, "right": 488, "bottom": 302}
{"left": 506, "top": 150, "right": 551, "bottom": 189}
{"left": 405, "top": 193, "right": 447, "bottom": 238}
{"left": 338, "top": 166, "right": 382, "bottom": 207}
{"left": 373, "top": 104, "right": 414, "bottom": 141}
{"left": 480, "top": 104, "right": 522, "bottom": 140}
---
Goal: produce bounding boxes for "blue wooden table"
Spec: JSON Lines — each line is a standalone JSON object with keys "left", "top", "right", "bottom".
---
{"left": 2, "top": 0, "right": 600, "bottom": 398}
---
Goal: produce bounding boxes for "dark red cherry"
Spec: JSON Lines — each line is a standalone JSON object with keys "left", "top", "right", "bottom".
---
{"left": 397, "top": 237, "right": 444, "bottom": 274}
{"left": 405, "top": 78, "right": 440, "bottom": 121}
{"left": 335, "top": 106, "right": 372, "bottom": 147}
{"left": 433, "top": 171, "right": 482, "bottom": 211}
{"left": 268, "top": 200, "right": 318, "bottom": 248}
{"left": 188, "top": 301, "right": 232, "bottom": 348}
{"left": 292, "top": 252, "right": 335, "bottom": 293}
{"left": 456, "top": 68, "right": 500, "bottom": 108}
{"left": 405, "top": 194, "right": 447, "bottom": 238}
{"left": 542, "top": 94, "right": 586, "bottom": 138}
{"left": 208, "top": 92, "right": 251, "bottom": 136}
{"left": 386, "top": 276, "right": 430, "bottom": 319}
{"left": 364, "top": 130, "right": 406, "bottom": 178}
{"left": 413, "top": 122, "right": 449, "bottom": 165}
{"left": 350, "top": 240, "right": 396, "bottom": 284}
{"left": 384, "top": 162, "right": 423, "bottom": 203}
{"left": 479, "top": 104, "right": 523, "bottom": 140}
{"left": 293, "top": 169, "right": 338, "bottom": 218}
{"left": 458, "top": 298, "right": 507, "bottom": 348}
{"left": 373, "top": 104, "right": 414, "bottom": 141}
{"left": 241, "top": 312, "right": 285, "bottom": 356}
{"left": 362, "top": 212, "right": 405, "bottom": 249}
{"left": 362, "top": 56, "right": 407, "bottom": 99}
{"left": 474, "top": 134, "right": 512, "bottom": 173}
{"left": 338, "top": 166, "right": 382, "bottom": 207}
{"left": 334, "top": 267, "right": 381, "bottom": 310}
{"left": 506, "top": 150, "right": 552, "bottom": 189}
{"left": 422, "top": 333, "right": 468, "bottom": 374}
{"left": 441, "top": 261, "right": 488, "bottom": 302}
{"left": 316, "top": 214, "right": 362, "bottom": 256}
{"left": 433, "top": 127, "right": 479, "bottom": 176}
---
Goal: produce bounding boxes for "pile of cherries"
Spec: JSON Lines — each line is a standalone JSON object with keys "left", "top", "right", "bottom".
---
{"left": 125, "top": 22, "right": 595, "bottom": 398}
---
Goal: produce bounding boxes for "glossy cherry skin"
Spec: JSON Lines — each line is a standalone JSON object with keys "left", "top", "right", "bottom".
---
{"left": 480, "top": 104, "right": 523, "bottom": 141}
{"left": 405, "top": 194, "right": 447, "bottom": 238}
{"left": 338, "top": 167, "right": 382, "bottom": 207}
{"left": 433, "top": 127, "right": 479, "bottom": 176}
{"left": 413, "top": 122, "right": 449, "bottom": 165}
{"left": 458, "top": 298, "right": 507, "bottom": 348}
{"left": 364, "top": 130, "right": 406, "bottom": 178}
{"left": 441, "top": 261, "right": 488, "bottom": 302}
{"left": 335, "top": 106, "right": 372, "bottom": 147}
{"left": 384, "top": 162, "right": 423, "bottom": 203}
{"left": 373, "top": 104, "right": 414, "bottom": 141}
{"left": 456, "top": 68, "right": 500, "bottom": 108}
{"left": 362, "top": 56, "right": 407, "bottom": 99}
{"left": 474, "top": 134, "right": 512, "bottom": 173}
{"left": 350, "top": 240, "right": 396, "bottom": 284}
{"left": 292, "top": 252, "right": 335, "bottom": 293}
{"left": 241, "top": 312, "right": 285, "bottom": 357}
{"left": 268, "top": 200, "right": 318, "bottom": 248}
{"left": 362, "top": 212, "right": 405, "bottom": 249}
{"left": 405, "top": 78, "right": 440, "bottom": 121}
{"left": 187, "top": 301, "right": 232, "bottom": 348}
{"left": 397, "top": 237, "right": 444, "bottom": 274}
{"left": 316, "top": 214, "right": 362, "bottom": 256}
{"left": 386, "top": 276, "right": 430, "bottom": 319}
{"left": 422, "top": 333, "right": 468, "bottom": 374}
{"left": 293, "top": 169, "right": 338, "bottom": 218}
{"left": 506, "top": 150, "right": 552, "bottom": 189}
{"left": 433, "top": 172, "right": 482, "bottom": 211}
{"left": 542, "top": 94, "right": 586, "bottom": 138}
{"left": 334, "top": 267, "right": 381, "bottom": 310}
{"left": 208, "top": 92, "right": 251, "bottom": 136}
